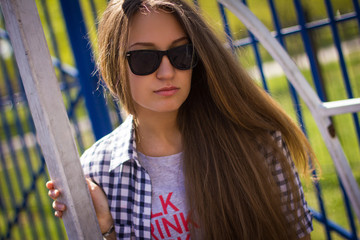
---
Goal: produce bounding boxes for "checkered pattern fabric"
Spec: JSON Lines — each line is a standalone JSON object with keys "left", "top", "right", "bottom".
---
{"left": 269, "top": 131, "right": 313, "bottom": 238}
{"left": 80, "top": 115, "right": 312, "bottom": 239}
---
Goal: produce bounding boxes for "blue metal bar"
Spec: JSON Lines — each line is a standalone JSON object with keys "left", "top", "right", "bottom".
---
{"left": 292, "top": 2, "right": 348, "bottom": 240}
{"left": 66, "top": 89, "right": 86, "bottom": 153}
{"left": 241, "top": 0, "right": 269, "bottom": 92}
{"left": 67, "top": 89, "right": 83, "bottom": 119}
{"left": 218, "top": 3, "right": 235, "bottom": 54}
{"left": 311, "top": 209, "right": 358, "bottom": 239}
{"left": 338, "top": 176, "right": 358, "bottom": 240}
{"left": 0, "top": 152, "right": 10, "bottom": 238}
{"left": 1, "top": 11, "right": 356, "bottom": 55}
{"left": 12, "top": 54, "right": 67, "bottom": 239}
{"left": 268, "top": 0, "right": 306, "bottom": 132}
{"left": 268, "top": 3, "right": 332, "bottom": 239}
{"left": 52, "top": 57, "right": 79, "bottom": 79}
{"left": 352, "top": 0, "right": 360, "bottom": 30}
{"left": 1, "top": 23, "right": 59, "bottom": 236}
{"left": 89, "top": 0, "right": 99, "bottom": 30}
{"left": 248, "top": 32, "right": 269, "bottom": 91}
{"left": 0, "top": 57, "right": 38, "bottom": 239}
{"left": 0, "top": 119, "right": 25, "bottom": 239}
{"left": 41, "top": 0, "right": 86, "bottom": 152}
{"left": 313, "top": 177, "right": 332, "bottom": 240}
{"left": 59, "top": 0, "right": 112, "bottom": 140}
{"left": 267, "top": 0, "right": 301, "bottom": 109}
{"left": 324, "top": 1, "right": 360, "bottom": 238}
{"left": 324, "top": 0, "right": 360, "bottom": 149}
{"left": 23, "top": 102, "right": 67, "bottom": 239}
{"left": 114, "top": 100, "right": 123, "bottom": 124}
{"left": 40, "top": 0, "right": 82, "bottom": 150}
{"left": 0, "top": 108, "right": 35, "bottom": 239}
{"left": 293, "top": 0, "right": 326, "bottom": 99}
{"left": 231, "top": 12, "right": 357, "bottom": 48}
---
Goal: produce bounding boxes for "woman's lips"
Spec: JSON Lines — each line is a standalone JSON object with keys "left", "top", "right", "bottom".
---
{"left": 154, "top": 86, "right": 180, "bottom": 96}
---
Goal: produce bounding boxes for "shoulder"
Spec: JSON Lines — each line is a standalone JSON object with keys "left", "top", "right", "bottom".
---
{"left": 80, "top": 115, "right": 134, "bottom": 180}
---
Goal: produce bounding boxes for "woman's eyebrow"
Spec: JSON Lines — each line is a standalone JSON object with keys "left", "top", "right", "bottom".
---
{"left": 129, "top": 36, "right": 188, "bottom": 49}
{"left": 171, "top": 36, "right": 189, "bottom": 45}
{"left": 129, "top": 42, "right": 154, "bottom": 49}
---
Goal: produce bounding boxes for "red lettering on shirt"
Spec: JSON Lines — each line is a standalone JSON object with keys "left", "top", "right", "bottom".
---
{"left": 151, "top": 223, "right": 159, "bottom": 240}
{"left": 151, "top": 192, "right": 200, "bottom": 239}
{"left": 159, "top": 192, "right": 179, "bottom": 214}
{"left": 152, "top": 211, "right": 163, "bottom": 218}
{"left": 162, "top": 214, "right": 183, "bottom": 237}
{"left": 155, "top": 219, "right": 165, "bottom": 239}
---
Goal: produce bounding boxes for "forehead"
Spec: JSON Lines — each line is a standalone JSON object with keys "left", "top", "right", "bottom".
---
{"left": 128, "top": 10, "right": 187, "bottom": 48}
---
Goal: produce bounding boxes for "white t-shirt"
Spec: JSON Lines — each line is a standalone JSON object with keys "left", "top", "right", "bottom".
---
{"left": 138, "top": 152, "right": 198, "bottom": 240}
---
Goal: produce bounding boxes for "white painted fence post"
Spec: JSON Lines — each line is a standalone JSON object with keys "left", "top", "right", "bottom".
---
{"left": 0, "top": 0, "right": 103, "bottom": 239}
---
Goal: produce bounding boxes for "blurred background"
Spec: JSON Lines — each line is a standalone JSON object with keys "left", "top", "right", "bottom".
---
{"left": 0, "top": 0, "right": 359, "bottom": 239}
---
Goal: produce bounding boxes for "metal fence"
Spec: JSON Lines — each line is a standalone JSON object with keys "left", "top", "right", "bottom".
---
{"left": 0, "top": 0, "right": 359, "bottom": 239}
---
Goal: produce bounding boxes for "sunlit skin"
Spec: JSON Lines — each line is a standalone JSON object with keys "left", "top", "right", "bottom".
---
{"left": 127, "top": 10, "right": 192, "bottom": 158}
{"left": 128, "top": 10, "right": 192, "bottom": 117}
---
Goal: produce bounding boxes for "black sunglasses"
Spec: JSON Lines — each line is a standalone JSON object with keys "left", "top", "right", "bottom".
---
{"left": 126, "top": 43, "right": 198, "bottom": 76}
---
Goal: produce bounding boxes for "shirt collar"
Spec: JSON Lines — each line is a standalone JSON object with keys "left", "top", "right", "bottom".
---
{"left": 109, "top": 114, "right": 141, "bottom": 171}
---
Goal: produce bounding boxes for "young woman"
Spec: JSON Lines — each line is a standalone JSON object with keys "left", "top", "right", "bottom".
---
{"left": 47, "top": 0, "right": 316, "bottom": 239}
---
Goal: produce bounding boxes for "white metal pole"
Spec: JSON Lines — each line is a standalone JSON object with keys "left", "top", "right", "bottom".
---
{"left": 0, "top": 0, "right": 102, "bottom": 239}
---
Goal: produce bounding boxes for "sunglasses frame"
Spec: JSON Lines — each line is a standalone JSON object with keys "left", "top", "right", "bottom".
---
{"left": 126, "top": 43, "right": 198, "bottom": 76}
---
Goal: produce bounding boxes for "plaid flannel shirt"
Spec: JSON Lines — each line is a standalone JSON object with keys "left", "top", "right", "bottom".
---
{"left": 81, "top": 115, "right": 312, "bottom": 239}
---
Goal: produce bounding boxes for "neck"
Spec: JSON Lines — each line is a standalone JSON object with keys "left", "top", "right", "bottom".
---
{"left": 135, "top": 110, "right": 182, "bottom": 157}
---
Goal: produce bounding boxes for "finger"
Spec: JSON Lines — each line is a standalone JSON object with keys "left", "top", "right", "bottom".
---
{"left": 54, "top": 210, "right": 63, "bottom": 218}
{"left": 46, "top": 181, "right": 54, "bottom": 190}
{"left": 52, "top": 200, "right": 66, "bottom": 212}
{"left": 48, "top": 189, "right": 60, "bottom": 200}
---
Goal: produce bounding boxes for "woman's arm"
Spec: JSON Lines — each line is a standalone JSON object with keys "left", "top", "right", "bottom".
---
{"left": 46, "top": 179, "right": 114, "bottom": 238}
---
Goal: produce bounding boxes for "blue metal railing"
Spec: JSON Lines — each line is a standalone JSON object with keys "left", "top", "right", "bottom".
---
{"left": 39, "top": 0, "right": 86, "bottom": 152}
{"left": 324, "top": 0, "right": 360, "bottom": 150}
{"left": 240, "top": 0, "right": 269, "bottom": 92}
{"left": 0, "top": 23, "right": 66, "bottom": 240}
{"left": 59, "top": 0, "right": 113, "bottom": 141}
{"left": 265, "top": 1, "right": 333, "bottom": 239}
{"left": 232, "top": 12, "right": 358, "bottom": 47}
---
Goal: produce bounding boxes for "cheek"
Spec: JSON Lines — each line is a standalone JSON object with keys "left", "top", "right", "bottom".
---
{"left": 184, "top": 70, "right": 192, "bottom": 92}
{"left": 129, "top": 75, "right": 141, "bottom": 101}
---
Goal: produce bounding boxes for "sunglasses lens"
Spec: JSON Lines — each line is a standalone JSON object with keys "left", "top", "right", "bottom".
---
{"left": 169, "top": 44, "right": 197, "bottom": 70}
{"left": 127, "top": 44, "right": 197, "bottom": 75}
{"left": 128, "top": 51, "right": 159, "bottom": 75}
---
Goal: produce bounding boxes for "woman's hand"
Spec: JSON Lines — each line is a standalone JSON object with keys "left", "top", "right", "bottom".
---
{"left": 46, "top": 178, "right": 114, "bottom": 234}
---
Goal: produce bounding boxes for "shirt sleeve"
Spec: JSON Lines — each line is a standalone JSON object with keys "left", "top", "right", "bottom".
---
{"left": 269, "top": 131, "right": 313, "bottom": 239}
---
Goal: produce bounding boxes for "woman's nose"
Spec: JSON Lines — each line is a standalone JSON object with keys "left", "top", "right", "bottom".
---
{"left": 156, "top": 55, "right": 175, "bottom": 80}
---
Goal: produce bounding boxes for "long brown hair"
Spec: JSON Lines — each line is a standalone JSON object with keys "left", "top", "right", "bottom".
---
{"left": 97, "top": 0, "right": 316, "bottom": 239}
